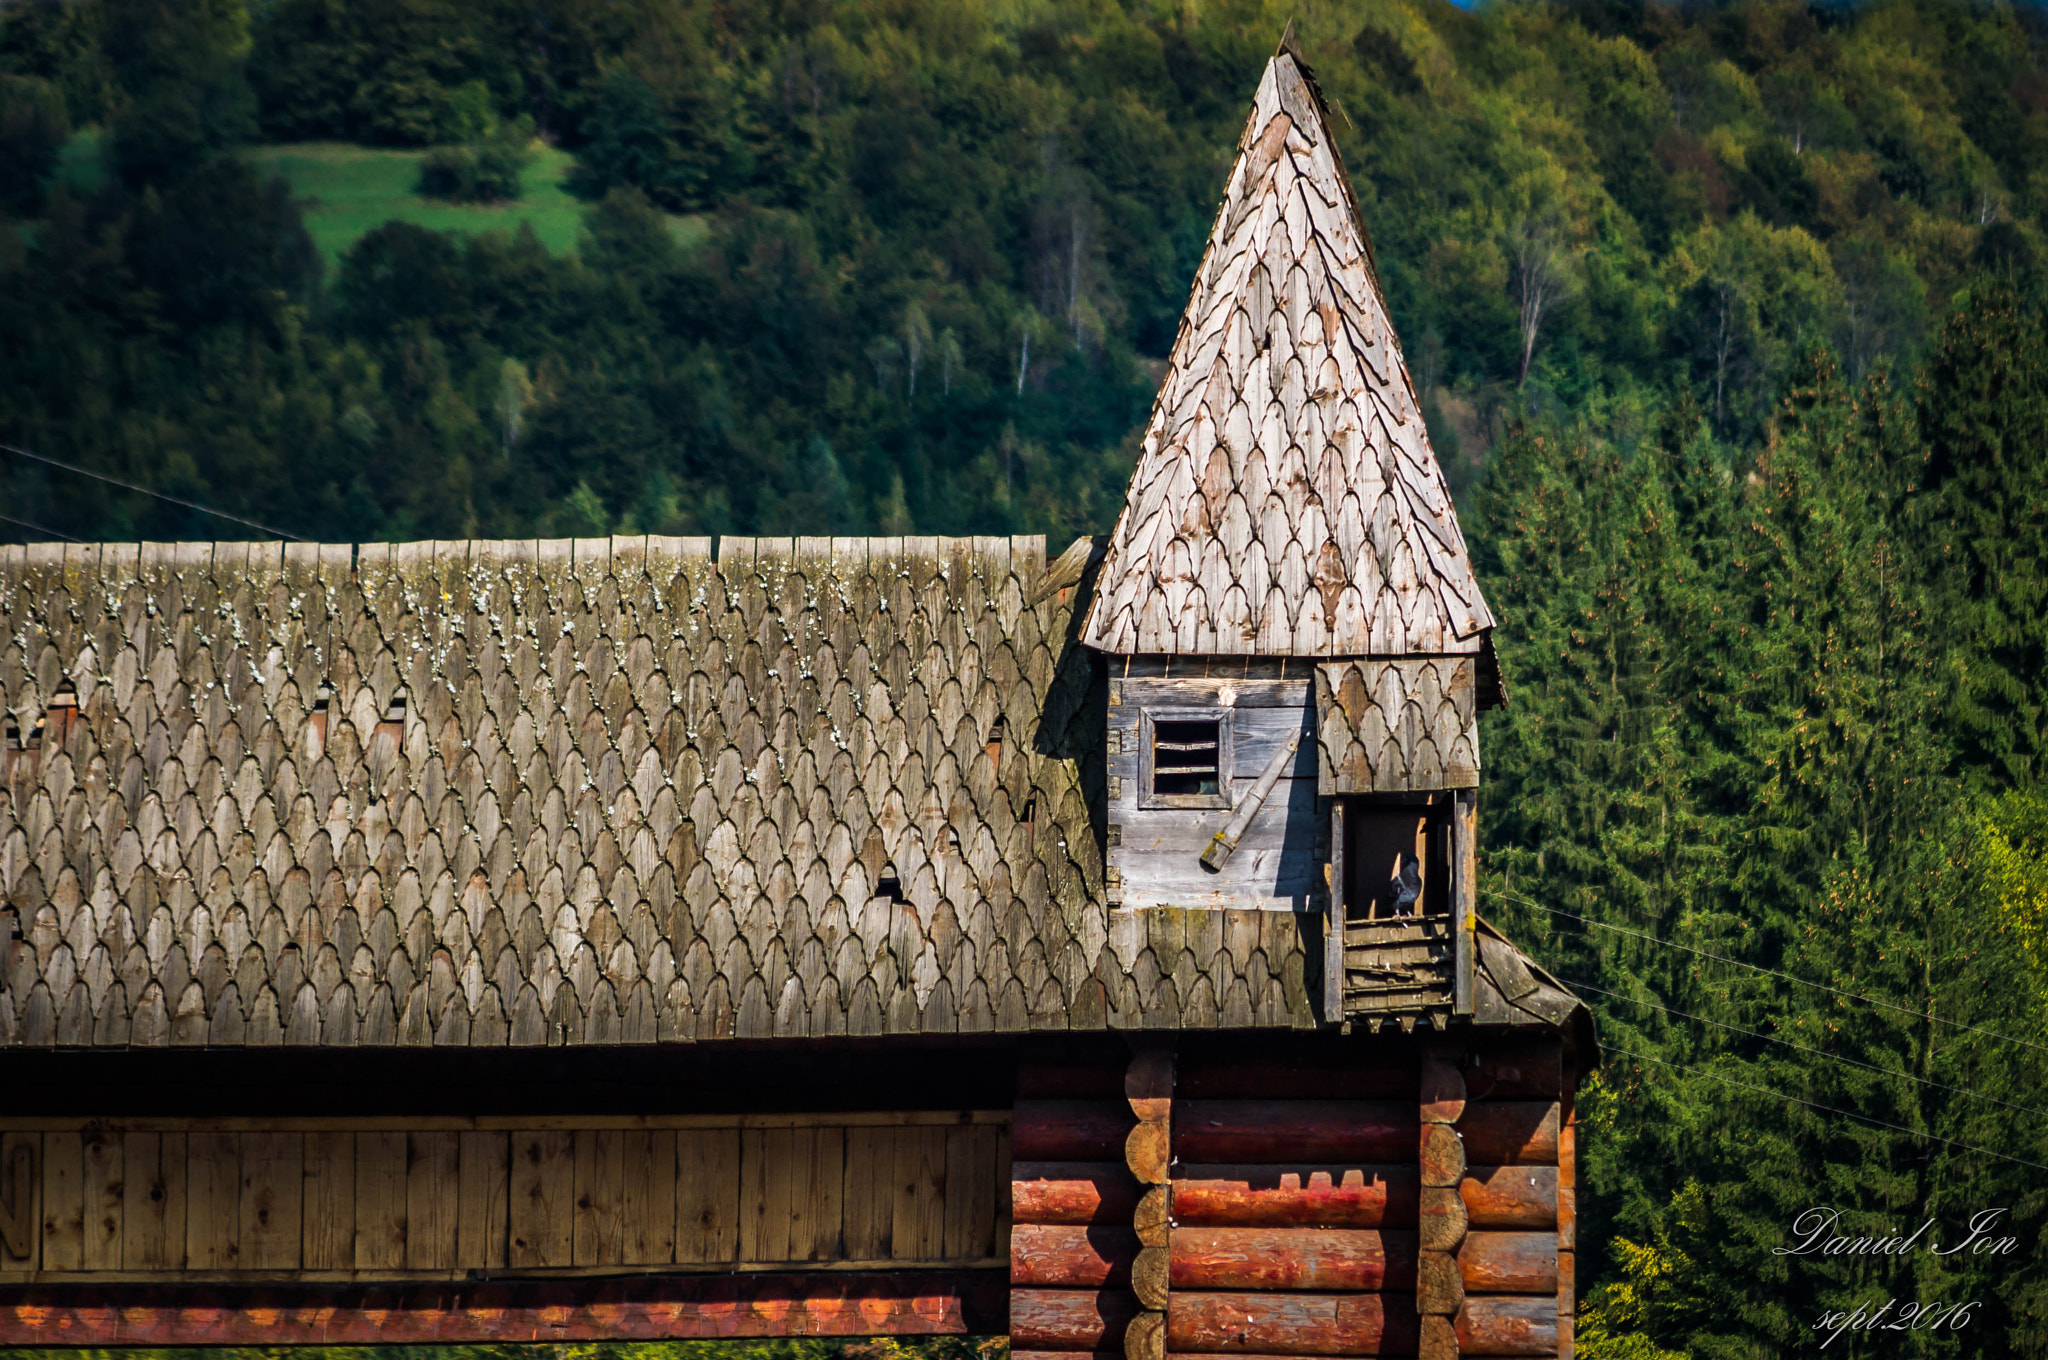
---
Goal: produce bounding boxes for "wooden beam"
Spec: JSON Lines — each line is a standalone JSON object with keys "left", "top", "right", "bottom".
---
{"left": 1168, "top": 1227, "right": 1417, "bottom": 1291}
{"left": 1170, "top": 1164, "right": 1413, "bottom": 1229}
{"left": 1174, "top": 1102, "right": 1415, "bottom": 1163}
{"left": 1012, "top": 1285, "right": 1141, "bottom": 1347}
{"left": 1453, "top": 789, "right": 1476, "bottom": 1015}
{"left": 0, "top": 1270, "right": 1009, "bottom": 1344}
{"left": 1010, "top": 1224, "right": 1138, "bottom": 1287}
{"left": 1455, "top": 1294, "right": 1558, "bottom": 1357}
{"left": 1167, "top": 1290, "right": 1421, "bottom": 1355}
{"left": 1012, "top": 1163, "right": 1142, "bottom": 1226}
{"left": 1326, "top": 800, "right": 1346, "bottom": 1023}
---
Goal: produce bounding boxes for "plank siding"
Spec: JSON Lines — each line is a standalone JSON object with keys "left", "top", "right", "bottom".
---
{"left": 1109, "top": 679, "right": 1321, "bottom": 913}
{"left": 0, "top": 1113, "right": 1007, "bottom": 1281}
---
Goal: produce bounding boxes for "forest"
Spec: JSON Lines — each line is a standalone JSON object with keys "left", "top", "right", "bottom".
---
{"left": 4, "top": 0, "right": 2048, "bottom": 1355}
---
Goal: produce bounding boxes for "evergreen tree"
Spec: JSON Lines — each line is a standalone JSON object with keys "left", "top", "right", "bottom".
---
{"left": 1918, "top": 277, "right": 2048, "bottom": 791}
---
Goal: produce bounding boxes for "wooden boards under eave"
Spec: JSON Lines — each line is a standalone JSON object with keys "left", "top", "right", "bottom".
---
{"left": 0, "top": 1113, "right": 1006, "bottom": 1281}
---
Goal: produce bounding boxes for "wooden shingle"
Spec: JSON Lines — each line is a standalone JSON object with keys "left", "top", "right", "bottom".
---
{"left": 1081, "top": 48, "right": 1493, "bottom": 657}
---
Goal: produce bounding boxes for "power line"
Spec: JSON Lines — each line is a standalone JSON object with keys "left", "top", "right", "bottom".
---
{"left": 1562, "top": 975, "right": 2048, "bottom": 1120}
{"left": 1485, "top": 887, "right": 2048, "bottom": 1055}
{"left": 0, "top": 512, "right": 82, "bottom": 543}
{"left": 0, "top": 442, "right": 307, "bottom": 541}
{"left": 1605, "top": 1046, "right": 2048, "bottom": 1173}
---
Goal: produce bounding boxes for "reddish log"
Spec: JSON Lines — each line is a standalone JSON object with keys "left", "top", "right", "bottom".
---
{"left": 1012, "top": 1224, "right": 1140, "bottom": 1288}
{"left": 1558, "top": 1104, "right": 1576, "bottom": 1251}
{"left": 1171, "top": 1166, "right": 1416, "bottom": 1228}
{"left": 1175, "top": 1102, "right": 1415, "bottom": 1163}
{"left": 1458, "top": 1231, "right": 1558, "bottom": 1293}
{"left": 1462, "top": 1166, "right": 1557, "bottom": 1229}
{"left": 1419, "top": 1123, "right": 1465, "bottom": 1188}
{"left": 1014, "top": 1162, "right": 1142, "bottom": 1226}
{"left": 1456, "top": 1102, "right": 1559, "bottom": 1166}
{"left": 1011, "top": 1288, "right": 1142, "bottom": 1348}
{"left": 1456, "top": 1295, "right": 1559, "bottom": 1357}
{"left": 1168, "top": 1227, "right": 1417, "bottom": 1292}
{"left": 0, "top": 1273, "right": 1007, "bottom": 1345}
{"left": 1464, "top": 1041, "right": 1562, "bottom": 1101}
{"left": 1167, "top": 1291, "right": 1422, "bottom": 1356}
{"left": 1176, "top": 1056, "right": 1416, "bottom": 1101}
{"left": 1016, "top": 1101, "right": 1137, "bottom": 1161}
{"left": 1016, "top": 1353, "right": 1122, "bottom": 1360}
{"left": 1559, "top": 1248, "right": 1576, "bottom": 1360}
{"left": 1019, "top": 1060, "right": 1130, "bottom": 1099}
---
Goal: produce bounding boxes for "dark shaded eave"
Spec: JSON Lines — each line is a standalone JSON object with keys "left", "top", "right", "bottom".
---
{"left": 1471, "top": 915, "right": 1599, "bottom": 1075}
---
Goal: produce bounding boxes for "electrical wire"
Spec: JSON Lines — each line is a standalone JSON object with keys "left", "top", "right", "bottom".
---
{"left": 0, "top": 512, "right": 82, "bottom": 543}
{"left": 1, "top": 442, "right": 307, "bottom": 541}
{"left": 1604, "top": 1046, "right": 2048, "bottom": 1172}
{"left": 1484, "top": 887, "right": 2048, "bottom": 1055}
{"left": 1560, "top": 974, "right": 2048, "bottom": 1120}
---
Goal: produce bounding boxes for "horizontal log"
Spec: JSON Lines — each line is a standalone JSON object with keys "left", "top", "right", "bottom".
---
{"left": 0, "top": 1271, "right": 1009, "bottom": 1345}
{"left": 1176, "top": 1058, "right": 1415, "bottom": 1101}
{"left": 1012, "top": 1225, "right": 1139, "bottom": 1288}
{"left": 1464, "top": 1041, "right": 1562, "bottom": 1101}
{"left": 1172, "top": 1165, "right": 1415, "bottom": 1228}
{"left": 1014, "top": 1162, "right": 1142, "bottom": 1226}
{"left": 1016, "top": 1353, "right": 1122, "bottom": 1360}
{"left": 1015, "top": 1101, "right": 1136, "bottom": 1161}
{"left": 1019, "top": 1060, "right": 1130, "bottom": 1099}
{"left": 1011, "top": 1288, "right": 1142, "bottom": 1349}
{"left": 1169, "top": 1227, "right": 1416, "bottom": 1291}
{"left": 1459, "top": 1232, "right": 1557, "bottom": 1293}
{"left": 1167, "top": 1290, "right": 1421, "bottom": 1355}
{"left": 1175, "top": 1102, "right": 1415, "bottom": 1163}
{"left": 1462, "top": 1166, "right": 1556, "bottom": 1228}
{"left": 1455, "top": 1102, "right": 1559, "bottom": 1166}
{"left": 1456, "top": 1294, "right": 1558, "bottom": 1357}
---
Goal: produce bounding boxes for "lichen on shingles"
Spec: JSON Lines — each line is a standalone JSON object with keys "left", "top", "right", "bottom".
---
{"left": 0, "top": 535, "right": 1314, "bottom": 1050}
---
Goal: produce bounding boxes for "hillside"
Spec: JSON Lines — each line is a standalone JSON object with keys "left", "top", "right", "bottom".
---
{"left": 4, "top": 1, "right": 2048, "bottom": 1353}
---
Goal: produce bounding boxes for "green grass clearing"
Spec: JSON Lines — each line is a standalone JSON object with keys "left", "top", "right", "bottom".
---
{"left": 242, "top": 141, "right": 596, "bottom": 264}
{"left": 46, "top": 134, "right": 703, "bottom": 266}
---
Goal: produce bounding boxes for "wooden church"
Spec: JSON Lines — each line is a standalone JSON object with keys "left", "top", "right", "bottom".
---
{"left": 0, "top": 42, "right": 1593, "bottom": 1360}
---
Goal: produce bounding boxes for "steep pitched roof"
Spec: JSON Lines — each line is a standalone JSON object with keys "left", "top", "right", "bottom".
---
{"left": 1082, "top": 47, "right": 1494, "bottom": 656}
{"left": 0, "top": 537, "right": 1320, "bottom": 1049}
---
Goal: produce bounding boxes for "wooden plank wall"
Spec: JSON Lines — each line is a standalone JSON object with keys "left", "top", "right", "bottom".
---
{"left": 1107, "top": 676, "right": 1321, "bottom": 912}
{"left": 0, "top": 1114, "right": 1007, "bottom": 1283}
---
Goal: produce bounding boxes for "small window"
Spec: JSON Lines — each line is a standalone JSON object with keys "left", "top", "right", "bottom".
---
{"left": 1140, "top": 709, "right": 1233, "bottom": 809}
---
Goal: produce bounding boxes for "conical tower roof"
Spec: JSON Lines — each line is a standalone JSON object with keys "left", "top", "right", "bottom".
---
{"left": 1082, "top": 45, "right": 1493, "bottom": 656}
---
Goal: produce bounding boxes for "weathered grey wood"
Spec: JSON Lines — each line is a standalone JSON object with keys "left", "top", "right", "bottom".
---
{"left": 1111, "top": 680, "right": 1320, "bottom": 912}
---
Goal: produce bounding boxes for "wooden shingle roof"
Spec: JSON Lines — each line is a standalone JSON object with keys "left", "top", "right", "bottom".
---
{"left": 0, "top": 537, "right": 1321, "bottom": 1049}
{"left": 1082, "top": 47, "right": 1493, "bottom": 656}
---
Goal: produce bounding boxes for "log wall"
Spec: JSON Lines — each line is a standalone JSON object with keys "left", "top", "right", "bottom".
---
{"left": 1010, "top": 1057, "right": 1150, "bottom": 1360}
{"left": 1136, "top": 1037, "right": 1572, "bottom": 1360}
{"left": 0, "top": 1112, "right": 1008, "bottom": 1283}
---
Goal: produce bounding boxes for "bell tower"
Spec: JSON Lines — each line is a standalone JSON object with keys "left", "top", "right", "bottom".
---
{"left": 1082, "top": 39, "right": 1506, "bottom": 1028}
